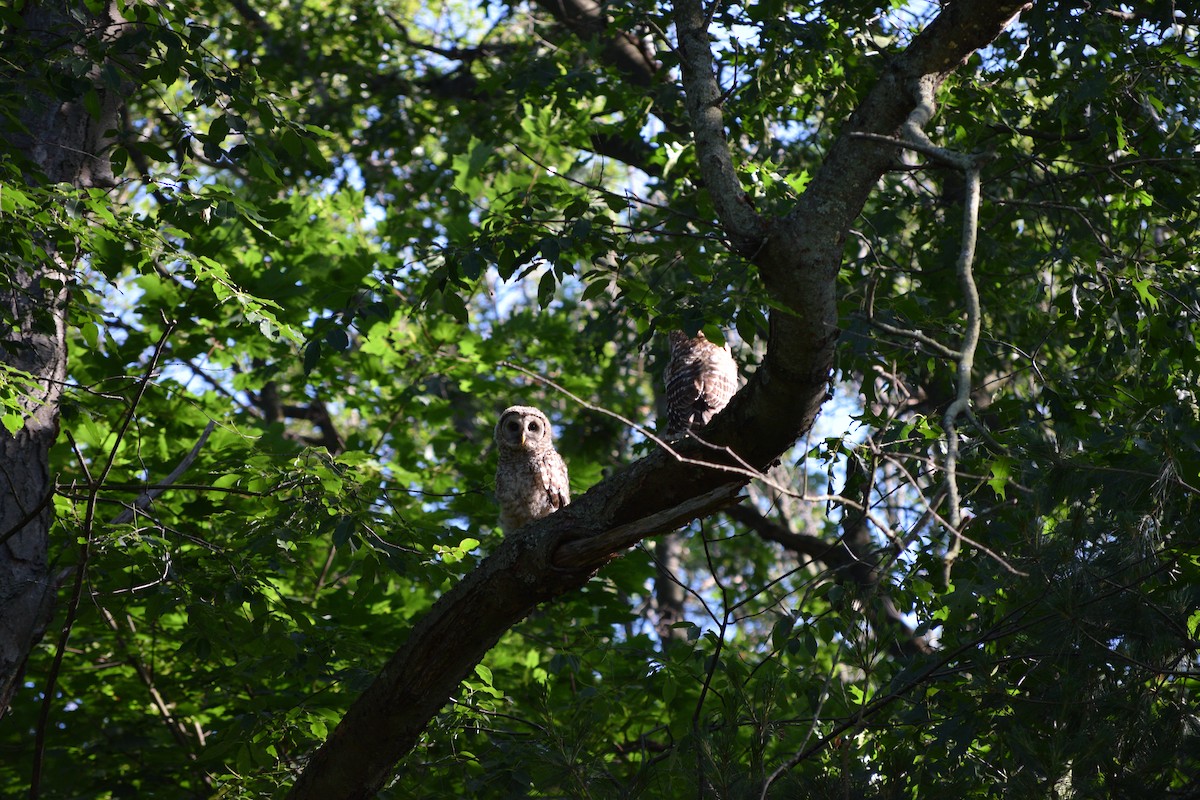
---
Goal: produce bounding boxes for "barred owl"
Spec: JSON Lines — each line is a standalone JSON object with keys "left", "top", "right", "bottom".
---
{"left": 494, "top": 405, "right": 570, "bottom": 532}
{"left": 663, "top": 331, "right": 738, "bottom": 433}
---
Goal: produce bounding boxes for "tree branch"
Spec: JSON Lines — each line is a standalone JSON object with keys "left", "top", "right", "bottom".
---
{"left": 529, "top": 0, "right": 686, "bottom": 173}
{"left": 724, "top": 504, "right": 839, "bottom": 562}
{"left": 110, "top": 420, "right": 216, "bottom": 526}
{"left": 532, "top": 0, "right": 659, "bottom": 86}
{"left": 851, "top": 76, "right": 1001, "bottom": 583}
{"left": 95, "top": 606, "right": 211, "bottom": 788}
{"left": 940, "top": 154, "right": 984, "bottom": 579}
{"left": 672, "top": 0, "right": 766, "bottom": 255}
{"left": 651, "top": 533, "right": 689, "bottom": 642}
{"left": 555, "top": 484, "right": 743, "bottom": 568}
{"left": 726, "top": 503, "right": 933, "bottom": 660}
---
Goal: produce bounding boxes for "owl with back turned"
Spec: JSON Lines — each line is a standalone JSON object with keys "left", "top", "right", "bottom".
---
{"left": 663, "top": 330, "right": 738, "bottom": 433}
{"left": 494, "top": 405, "right": 570, "bottom": 533}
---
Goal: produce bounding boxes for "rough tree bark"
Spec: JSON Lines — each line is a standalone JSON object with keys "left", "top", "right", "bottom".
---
{"left": 0, "top": 0, "right": 136, "bottom": 718}
{"left": 286, "top": 2, "right": 1032, "bottom": 798}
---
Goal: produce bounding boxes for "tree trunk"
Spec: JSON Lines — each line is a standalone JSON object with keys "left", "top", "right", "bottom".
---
{"left": 0, "top": 0, "right": 132, "bottom": 718}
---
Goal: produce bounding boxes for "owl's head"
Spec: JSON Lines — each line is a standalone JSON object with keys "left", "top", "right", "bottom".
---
{"left": 667, "top": 330, "right": 691, "bottom": 351}
{"left": 495, "top": 405, "right": 554, "bottom": 451}
{"left": 668, "top": 329, "right": 708, "bottom": 354}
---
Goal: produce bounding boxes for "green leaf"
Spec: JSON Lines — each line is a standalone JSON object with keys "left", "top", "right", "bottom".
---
{"left": 1131, "top": 277, "right": 1159, "bottom": 310}
{"left": 80, "top": 321, "right": 100, "bottom": 349}
{"left": 460, "top": 251, "right": 483, "bottom": 281}
{"left": 537, "top": 270, "right": 555, "bottom": 307}
{"left": 0, "top": 183, "right": 33, "bottom": 211}
{"left": 324, "top": 327, "right": 350, "bottom": 350}
{"left": 82, "top": 88, "right": 101, "bottom": 121}
{"left": 303, "top": 339, "right": 322, "bottom": 374}
{"left": 6, "top": 6, "right": 1198, "bottom": 798}
{"left": 662, "top": 672, "right": 678, "bottom": 707}
{"left": 770, "top": 614, "right": 795, "bottom": 651}
{"left": 986, "top": 456, "right": 1015, "bottom": 500}
{"left": 442, "top": 290, "right": 469, "bottom": 323}
{"left": 208, "top": 114, "right": 230, "bottom": 146}
{"left": 1, "top": 411, "right": 22, "bottom": 435}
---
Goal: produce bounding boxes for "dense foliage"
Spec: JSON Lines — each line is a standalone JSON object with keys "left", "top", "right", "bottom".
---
{"left": 1, "top": 0, "right": 1198, "bottom": 797}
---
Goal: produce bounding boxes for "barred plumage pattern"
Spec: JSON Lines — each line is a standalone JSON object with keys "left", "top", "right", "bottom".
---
{"left": 663, "top": 331, "right": 738, "bottom": 433}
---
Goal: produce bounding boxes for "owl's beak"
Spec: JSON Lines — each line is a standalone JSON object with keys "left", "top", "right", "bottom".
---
{"left": 520, "top": 431, "right": 526, "bottom": 447}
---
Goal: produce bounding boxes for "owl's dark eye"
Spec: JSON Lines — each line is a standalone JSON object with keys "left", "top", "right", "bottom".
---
{"left": 506, "top": 420, "right": 520, "bottom": 432}
{"left": 528, "top": 421, "right": 541, "bottom": 433}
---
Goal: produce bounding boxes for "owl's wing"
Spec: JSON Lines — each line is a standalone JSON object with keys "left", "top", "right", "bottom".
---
{"left": 700, "top": 346, "right": 738, "bottom": 415}
{"left": 544, "top": 452, "right": 570, "bottom": 511}
{"left": 665, "top": 359, "right": 704, "bottom": 430}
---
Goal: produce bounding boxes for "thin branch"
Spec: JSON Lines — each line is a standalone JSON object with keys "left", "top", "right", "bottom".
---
{"left": 642, "top": 536, "right": 723, "bottom": 637}
{"left": 0, "top": 486, "right": 55, "bottom": 547}
{"left": 760, "top": 597, "right": 1039, "bottom": 792}
{"left": 38, "top": 401, "right": 224, "bottom": 599}
{"left": 763, "top": 557, "right": 1177, "bottom": 789}
{"left": 110, "top": 420, "right": 216, "bottom": 526}
{"left": 724, "top": 505, "right": 839, "bottom": 562}
{"left": 177, "top": 355, "right": 254, "bottom": 411}
{"left": 502, "top": 359, "right": 869, "bottom": 512}
{"left": 649, "top": 533, "right": 690, "bottom": 643}
{"left": 866, "top": 316, "right": 963, "bottom": 360}
{"left": 530, "top": 0, "right": 660, "bottom": 86}
{"left": 281, "top": 400, "right": 346, "bottom": 455}
{"left": 228, "top": 0, "right": 271, "bottom": 35}
{"left": 850, "top": 129, "right": 973, "bottom": 171}
{"left": 729, "top": 502, "right": 935, "bottom": 659}
{"left": 863, "top": 278, "right": 961, "bottom": 359}
{"left": 508, "top": 142, "right": 703, "bottom": 225}
{"left": 985, "top": 121, "right": 1090, "bottom": 143}
{"left": 89, "top": 482, "right": 271, "bottom": 497}
{"left": 382, "top": 10, "right": 512, "bottom": 62}
{"left": 940, "top": 157, "right": 983, "bottom": 580}
{"left": 94, "top": 606, "right": 210, "bottom": 782}
{"left": 758, "top": 644, "right": 841, "bottom": 800}
{"left": 313, "top": 544, "right": 337, "bottom": 597}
